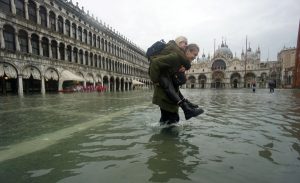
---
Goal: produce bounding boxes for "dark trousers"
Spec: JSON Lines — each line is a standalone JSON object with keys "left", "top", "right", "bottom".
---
{"left": 159, "top": 108, "right": 179, "bottom": 125}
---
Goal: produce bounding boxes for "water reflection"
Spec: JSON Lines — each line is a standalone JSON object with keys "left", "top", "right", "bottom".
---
{"left": 146, "top": 126, "right": 200, "bottom": 182}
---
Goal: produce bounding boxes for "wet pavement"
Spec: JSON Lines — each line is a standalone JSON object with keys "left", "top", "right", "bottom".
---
{"left": 0, "top": 89, "right": 300, "bottom": 183}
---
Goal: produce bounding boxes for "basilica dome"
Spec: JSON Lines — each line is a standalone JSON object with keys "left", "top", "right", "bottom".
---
{"left": 215, "top": 42, "right": 233, "bottom": 58}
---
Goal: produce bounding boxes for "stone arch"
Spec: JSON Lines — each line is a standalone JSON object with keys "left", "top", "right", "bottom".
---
{"left": 39, "top": 5, "right": 47, "bottom": 27}
{"left": 116, "top": 77, "right": 120, "bottom": 91}
{"left": 22, "top": 65, "right": 41, "bottom": 93}
{"left": 230, "top": 72, "right": 241, "bottom": 88}
{"left": 110, "top": 76, "right": 115, "bottom": 91}
{"left": 187, "top": 75, "right": 196, "bottom": 89}
{"left": 198, "top": 74, "right": 207, "bottom": 89}
{"left": 86, "top": 73, "right": 94, "bottom": 85}
{"left": 44, "top": 67, "right": 59, "bottom": 92}
{"left": 212, "top": 71, "right": 225, "bottom": 88}
{"left": 103, "top": 75, "right": 109, "bottom": 91}
{"left": 95, "top": 74, "right": 102, "bottom": 85}
{"left": 212, "top": 59, "right": 226, "bottom": 71}
{"left": 0, "top": 62, "right": 18, "bottom": 94}
{"left": 244, "top": 72, "right": 256, "bottom": 88}
{"left": 3, "top": 24, "right": 16, "bottom": 51}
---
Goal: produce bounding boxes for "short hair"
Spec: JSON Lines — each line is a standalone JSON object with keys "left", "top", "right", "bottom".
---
{"left": 186, "top": 43, "right": 199, "bottom": 52}
{"left": 175, "top": 36, "right": 188, "bottom": 46}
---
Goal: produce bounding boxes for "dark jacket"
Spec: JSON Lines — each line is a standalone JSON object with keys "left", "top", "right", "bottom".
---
{"left": 150, "top": 40, "right": 190, "bottom": 113}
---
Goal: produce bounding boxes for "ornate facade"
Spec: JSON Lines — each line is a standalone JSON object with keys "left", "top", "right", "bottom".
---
{"left": 186, "top": 41, "right": 281, "bottom": 89}
{"left": 0, "top": 0, "right": 150, "bottom": 95}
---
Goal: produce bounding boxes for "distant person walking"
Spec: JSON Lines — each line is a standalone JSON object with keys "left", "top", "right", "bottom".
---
{"left": 252, "top": 82, "right": 256, "bottom": 93}
{"left": 269, "top": 80, "right": 275, "bottom": 93}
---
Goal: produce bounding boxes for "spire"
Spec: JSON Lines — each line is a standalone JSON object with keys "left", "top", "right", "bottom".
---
{"left": 257, "top": 45, "right": 261, "bottom": 53}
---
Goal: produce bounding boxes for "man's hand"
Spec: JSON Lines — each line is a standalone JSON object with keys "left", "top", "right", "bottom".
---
{"left": 178, "top": 66, "right": 186, "bottom": 72}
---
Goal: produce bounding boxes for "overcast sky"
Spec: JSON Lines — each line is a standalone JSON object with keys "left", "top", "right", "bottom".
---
{"left": 76, "top": 0, "right": 299, "bottom": 61}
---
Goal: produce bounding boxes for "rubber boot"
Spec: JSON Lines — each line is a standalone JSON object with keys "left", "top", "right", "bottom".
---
{"left": 178, "top": 91, "right": 199, "bottom": 108}
{"left": 159, "top": 76, "right": 203, "bottom": 120}
{"left": 179, "top": 101, "right": 204, "bottom": 120}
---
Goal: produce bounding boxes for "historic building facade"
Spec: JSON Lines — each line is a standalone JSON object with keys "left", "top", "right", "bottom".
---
{"left": 278, "top": 47, "right": 296, "bottom": 88}
{"left": 186, "top": 41, "right": 281, "bottom": 89}
{"left": 0, "top": 0, "right": 150, "bottom": 95}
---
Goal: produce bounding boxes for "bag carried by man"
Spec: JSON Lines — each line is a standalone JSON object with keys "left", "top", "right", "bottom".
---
{"left": 146, "top": 39, "right": 166, "bottom": 59}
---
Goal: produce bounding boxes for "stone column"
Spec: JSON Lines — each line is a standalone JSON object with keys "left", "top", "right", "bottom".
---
{"left": 113, "top": 78, "right": 116, "bottom": 92}
{"left": 64, "top": 48, "right": 67, "bottom": 61}
{"left": 62, "top": 17, "right": 65, "bottom": 35}
{"left": 15, "top": 32, "right": 20, "bottom": 51}
{"left": 82, "top": 52, "right": 85, "bottom": 65}
{"left": 10, "top": 0, "right": 16, "bottom": 14}
{"left": 24, "top": 0, "right": 29, "bottom": 20}
{"left": 28, "top": 35, "right": 32, "bottom": 53}
{"left": 46, "top": 10, "right": 50, "bottom": 29}
{"left": 41, "top": 76, "right": 45, "bottom": 94}
{"left": 58, "top": 79, "right": 63, "bottom": 91}
{"left": 70, "top": 21, "right": 73, "bottom": 38}
{"left": 18, "top": 75, "right": 24, "bottom": 96}
{"left": 101, "top": 77, "right": 104, "bottom": 87}
{"left": 55, "top": 15, "right": 59, "bottom": 32}
{"left": 0, "top": 27, "right": 5, "bottom": 49}
{"left": 70, "top": 48, "right": 73, "bottom": 62}
{"left": 57, "top": 44, "right": 60, "bottom": 60}
{"left": 36, "top": 5, "right": 41, "bottom": 25}
{"left": 49, "top": 42, "right": 52, "bottom": 58}
{"left": 83, "top": 81, "right": 86, "bottom": 88}
{"left": 39, "top": 38, "right": 43, "bottom": 56}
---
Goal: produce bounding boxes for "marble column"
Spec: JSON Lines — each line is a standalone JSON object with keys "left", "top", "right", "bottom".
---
{"left": 39, "top": 38, "right": 43, "bottom": 56}
{"left": 0, "top": 27, "right": 5, "bottom": 49}
{"left": 58, "top": 79, "right": 63, "bottom": 91}
{"left": 36, "top": 6, "right": 41, "bottom": 25}
{"left": 24, "top": 0, "right": 29, "bottom": 20}
{"left": 41, "top": 76, "right": 45, "bottom": 94}
{"left": 10, "top": 0, "right": 16, "bottom": 14}
{"left": 18, "top": 75, "right": 24, "bottom": 96}
{"left": 62, "top": 17, "right": 65, "bottom": 35}
{"left": 28, "top": 35, "right": 32, "bottom": 53}
{"left": 70, "top": 21, "right": 73, "bottom": 38}
{"left": 49, "top": 42, "right": 52, "bottom": 58}
{"left": 46, "top": 10, "right": 50, "bottom": 29}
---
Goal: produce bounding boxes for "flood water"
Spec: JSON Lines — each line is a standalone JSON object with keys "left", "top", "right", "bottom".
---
{"left": 0, "top": 89, "right": 300, "bottom": 183}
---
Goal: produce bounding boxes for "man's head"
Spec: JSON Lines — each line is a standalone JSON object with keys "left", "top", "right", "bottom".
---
{"left": 175, "top": 36, "right": 188, "bottom": 50}
{"left": 185, "top": 44, "right": 199, "bottom": 61}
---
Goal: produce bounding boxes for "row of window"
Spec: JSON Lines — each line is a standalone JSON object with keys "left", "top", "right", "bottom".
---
{"left": 0, "top": 0, "right": 146, "bottom": 64}
{"left": 2, "top": 24, "right": 147, "bottom": 76}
